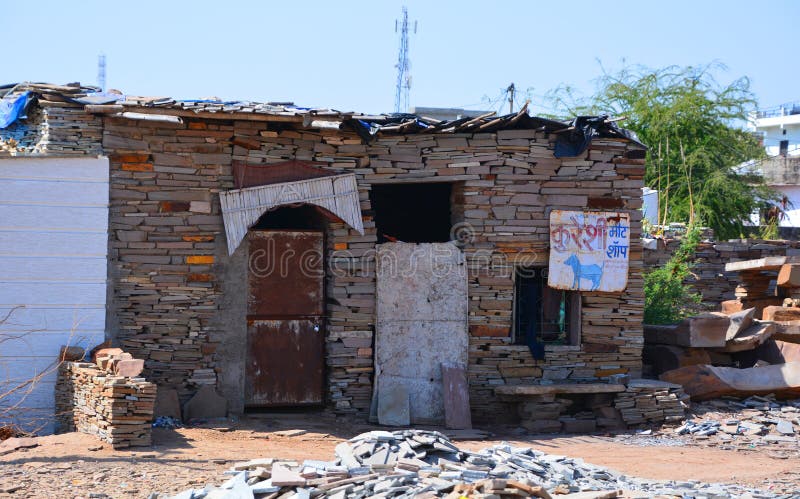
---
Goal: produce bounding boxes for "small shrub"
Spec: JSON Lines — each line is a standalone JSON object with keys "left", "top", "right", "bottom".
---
{"left": 644, "top": 226, "right": 702, "bottom": 324}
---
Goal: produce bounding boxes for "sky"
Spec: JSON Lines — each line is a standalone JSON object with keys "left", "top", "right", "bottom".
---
{"left": 3, "top": 0, "right": 799, "bottom": 116}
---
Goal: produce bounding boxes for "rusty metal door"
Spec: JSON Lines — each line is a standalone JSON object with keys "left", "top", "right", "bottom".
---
{"left": 246, "top": 231, "right": 324, "bottom": 407}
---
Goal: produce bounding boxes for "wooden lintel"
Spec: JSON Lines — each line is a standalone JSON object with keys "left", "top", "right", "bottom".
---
{"left": 367, "top": 175, "right": 481, "bottom": 185}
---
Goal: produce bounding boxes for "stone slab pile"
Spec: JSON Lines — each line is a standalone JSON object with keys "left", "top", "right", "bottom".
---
{"left": 93, "top": 347, "right": 145, "bottom": 377}
{"left": 720, "top": 257, "right": 800, "bottom": 320}
{"left": 673, "top": 395, "right": 800, "bottom": 451}
{"left": 644, "top": 257, "right": 800, "bottom": 387}
{"left": 0, "top": 101, "right": 103, "bottom": 156}
{"left": 613, "top": 379, "right": 689, "bottom": 426}
{"left": 643, "top": 237, "right": 800, "bottom": 312}
{"left": 160, "top": 430, "right": 784, "bottom": 498}
{"left": 55, "top": 361, "right": 156, "bottom": 448}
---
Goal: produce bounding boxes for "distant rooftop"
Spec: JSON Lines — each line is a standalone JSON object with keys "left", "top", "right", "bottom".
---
{"left": 755, "top": 102, "right": 800, "bottom": 119}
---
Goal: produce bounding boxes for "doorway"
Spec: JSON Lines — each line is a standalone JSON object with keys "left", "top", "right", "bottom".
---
{"left": 245, "top": 230, "right": 325, "bottom": 407}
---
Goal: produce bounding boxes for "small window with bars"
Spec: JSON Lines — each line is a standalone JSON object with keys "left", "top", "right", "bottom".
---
{"left": 513, "top": 266, "right": 581, "bottom": 348}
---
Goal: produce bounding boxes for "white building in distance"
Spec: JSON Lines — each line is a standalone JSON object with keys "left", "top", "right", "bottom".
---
{"left": 751, "top": 103, "right": 800, "bottom": 228}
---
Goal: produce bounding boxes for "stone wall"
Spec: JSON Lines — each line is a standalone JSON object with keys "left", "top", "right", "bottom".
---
{"left": 2, "top": 100, "right": 646, "bottom": 423}
{"left": 0, "top": 101, "right": 102, "bottom": 156}
{"left": 103, "top": 116, "right": 228, "bottom": 404}
{"left": 644, "top": 238, "right": 800, "bottom": 309}
{"left": 101, "top": 115, "right": 645, "bottom": 422}
{"left": 55, "top": 362, "right": 155, "bottom": 448}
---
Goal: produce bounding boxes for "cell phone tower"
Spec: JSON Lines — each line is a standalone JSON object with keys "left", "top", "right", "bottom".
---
{"left": 394, "top": 7, "right": 416, "bottom": 114}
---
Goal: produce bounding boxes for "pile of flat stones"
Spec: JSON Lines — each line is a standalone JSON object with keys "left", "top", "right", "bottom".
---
{"left": 159, "top": 430, "right": 791, "bottom": 498}
{"left": 673, "top": 395, "right": 800, "bottom": 447}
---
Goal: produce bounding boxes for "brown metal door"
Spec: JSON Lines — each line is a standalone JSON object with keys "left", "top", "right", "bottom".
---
{"left": 246, "top": 231, "right": 324, "bottom": 407}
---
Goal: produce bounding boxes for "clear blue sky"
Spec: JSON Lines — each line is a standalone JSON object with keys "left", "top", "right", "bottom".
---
{"left": 4, "top": 0, "right": 799, "bottom": 115}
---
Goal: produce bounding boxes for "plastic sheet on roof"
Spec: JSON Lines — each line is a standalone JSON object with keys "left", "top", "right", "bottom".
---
{"left": 0, "top": 91, "right": 30, "bottom": 129}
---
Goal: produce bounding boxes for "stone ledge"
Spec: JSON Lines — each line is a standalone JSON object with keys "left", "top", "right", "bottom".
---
{"left": 494, "top": 383, "right": 626, "bottom": 396}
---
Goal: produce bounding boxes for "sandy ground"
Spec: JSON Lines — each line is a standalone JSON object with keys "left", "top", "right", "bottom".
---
{"left": 1, "top": 412, "right": 799, "bottom": 498}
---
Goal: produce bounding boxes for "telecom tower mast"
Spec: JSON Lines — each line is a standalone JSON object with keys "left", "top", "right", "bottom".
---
{"left": 394, "top": 7, "right": 416, "bottom": 114}
{"left": 97, "top": 54, "right": 107, "bottom": 93}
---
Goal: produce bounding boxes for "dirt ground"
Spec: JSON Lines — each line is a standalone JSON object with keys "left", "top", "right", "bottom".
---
{"left": 2, "top": 413, "right": 799, "bottom": 498}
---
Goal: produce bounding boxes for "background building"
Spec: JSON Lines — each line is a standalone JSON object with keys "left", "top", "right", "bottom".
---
{"left": 751, "top": 103, "right": 800, "bottom": 229}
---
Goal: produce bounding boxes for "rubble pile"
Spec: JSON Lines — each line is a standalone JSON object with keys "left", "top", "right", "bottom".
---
{"left": 55, "top": 359, "right": 155, "bottom": 448}
{"left": 613, "top": 379, "right": 689, "bottom": 426}
{"left": 674, "top": 395, "right": 800, "bottom": 448}
{"left": 160, "top": 430, "right": 785, "bottom": 498}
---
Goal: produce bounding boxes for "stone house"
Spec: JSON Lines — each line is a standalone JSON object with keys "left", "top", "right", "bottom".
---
{"left": 0, "top": 84, "right": 646, "bottom": 428}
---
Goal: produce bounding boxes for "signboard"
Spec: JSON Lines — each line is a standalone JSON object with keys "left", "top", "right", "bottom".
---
{"left": 548, "top": 210, "right": 630, "bottom": 292}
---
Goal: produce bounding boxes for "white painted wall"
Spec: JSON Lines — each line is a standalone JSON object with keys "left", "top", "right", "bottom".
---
{"left": 642, "top": 187, "right": 658, "bottom": 227}
{"left": 0, "top": 157, "right": 108, "bottom": 432}
{"left": 777, "top": 185, "right": 800, "bottom": 227}
{"left": 754, "top": 113, "right": 800, "bottom": 157}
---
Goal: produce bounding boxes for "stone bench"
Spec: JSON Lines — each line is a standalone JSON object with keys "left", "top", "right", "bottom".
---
{"left": 495, "top": 383, "right": 627, "bottom": 433}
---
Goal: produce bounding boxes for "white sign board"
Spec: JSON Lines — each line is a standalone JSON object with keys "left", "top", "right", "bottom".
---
{"left": 548, "top": 210, "right": 630, "bottom": 292}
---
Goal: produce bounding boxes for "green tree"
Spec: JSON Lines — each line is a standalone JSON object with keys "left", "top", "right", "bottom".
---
{"left": 546, "top": 63, "right": 775, "bottom": 239}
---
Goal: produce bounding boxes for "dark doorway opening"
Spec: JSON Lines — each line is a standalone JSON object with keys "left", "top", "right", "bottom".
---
{"left": 251, "top": 204, "right": 332, "bottom": 231}
{"left": 370, "top": 183, "right": 452, "bottom": 243}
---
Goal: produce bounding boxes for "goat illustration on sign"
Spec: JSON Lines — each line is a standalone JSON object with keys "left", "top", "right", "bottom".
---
{"left": 564, "top": 254, "right": 604, "bottom": 291}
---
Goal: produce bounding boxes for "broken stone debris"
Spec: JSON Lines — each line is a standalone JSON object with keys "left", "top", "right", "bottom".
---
{"left": 673, "top": 394, "right": 800, "bottom": 446}
{"left": 158, "top": 430, "right": 784, "bottom": 498}
{"left": 152, "top": 416, "right": 183, "bottom": 429}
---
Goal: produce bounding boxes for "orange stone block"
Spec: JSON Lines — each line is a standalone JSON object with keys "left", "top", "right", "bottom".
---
{"left": 159, "top": 201, "right": 190, "bottom": 212}
{"left": 111, "top": 153, "right": 150, "bottom": 163}
{"left": 187, "top": 273, "right": 213, "bottom": 282}
{"left": 778, "top": 264, "right": 800, "bottom": 288}
{"left": 182, "top": 235, "right": 214, "bottom": 242}
{"left": 763, "top": 306, "right": 800, "bottom": 322}
{"left": 186, "top": 255, "right": 214, "bottom": 264}
{"left": 333, "top": 242, "right": 348, "bottom": 251}
{"left": 232, "top": 137, "right": 261, "bottom": 150}
{"left": 188, "top": 122, "right": 207, "bottom": 130}
{"left": 471, "top": 324, "right": 510, "bottom": 337}
{"left": 121, "top": 162, "right": 154, "bottom": 172}
{"left": 595, "top": 368, "right": 629, "bottom": 377}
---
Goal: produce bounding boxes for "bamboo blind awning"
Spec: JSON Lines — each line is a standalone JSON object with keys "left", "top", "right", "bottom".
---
{"left": 219, "top": 173, "right": 364, "bottom": 255}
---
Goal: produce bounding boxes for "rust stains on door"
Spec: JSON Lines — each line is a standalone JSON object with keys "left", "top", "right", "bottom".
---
{"left": 245, "top": 231, "right": 325, "bottom": 407}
